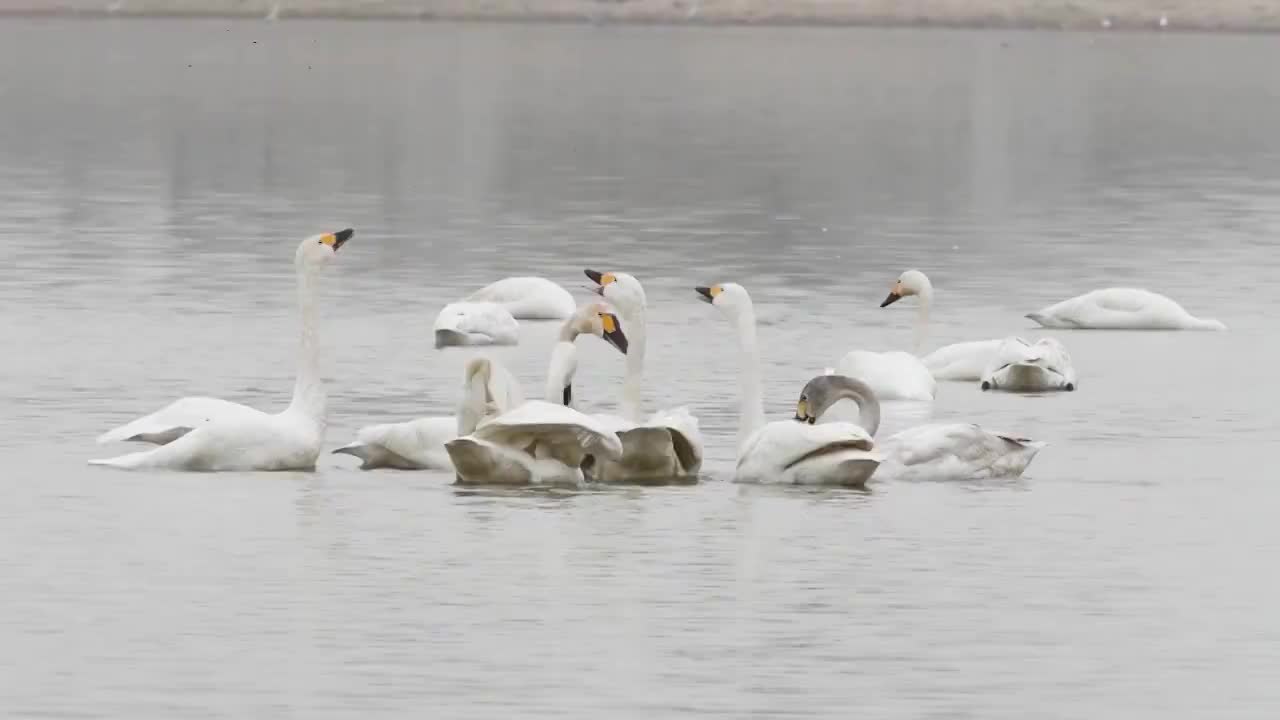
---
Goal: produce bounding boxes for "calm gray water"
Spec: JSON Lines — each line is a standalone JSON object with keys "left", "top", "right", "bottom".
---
{"left": 2, "top": 18, "right": 1279, "bottom": 718}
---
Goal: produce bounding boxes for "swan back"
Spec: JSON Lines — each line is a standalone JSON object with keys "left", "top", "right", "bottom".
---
{"left": 980, "top": 337, "right": 1076, "bottom": 392}
{"left": 1027, "top": 288, "right": 1225, "bottom": 330}
{"left": 433, "top": 302, "right": 520, "bottom": 347}
{"left": 463, "top": 276, "right": 575, "bottom": 319}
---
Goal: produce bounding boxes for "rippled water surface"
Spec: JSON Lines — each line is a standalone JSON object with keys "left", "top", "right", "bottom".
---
{"left": 2, "top": 19, "right": 1279, "bottom": 718}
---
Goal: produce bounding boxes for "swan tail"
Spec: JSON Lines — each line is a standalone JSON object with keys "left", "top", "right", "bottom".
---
{"left": 1024, "top": 312, "right": 1050, "bottom": 327}
{"left": 88, "top": 449, "right": 155, "bottom": 469}
{"left": 97, "top": 424, "right": 192, "bottom": 445}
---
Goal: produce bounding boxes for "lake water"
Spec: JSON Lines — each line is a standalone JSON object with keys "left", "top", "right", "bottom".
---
{"left": 2, "top": 18, "right": 1279, "bottom": 718}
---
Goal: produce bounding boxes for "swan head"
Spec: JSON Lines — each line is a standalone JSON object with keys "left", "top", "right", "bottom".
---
{"left": 881, "top": 269, "right": 930, "bottom": 307}
{"left": 296, "top": 228, "right": 353, "bottom": 269}
{"left": 792, "top": 374, "right": 882, "bottom": 436}
{"left": 694, "top": 282, "right": 750, "bottom": 315}
{"left": 584, "top": 269, "right": 646, "bottom": 316}
{"left": 567, "top": 302, "right": 629, "bottom": 355}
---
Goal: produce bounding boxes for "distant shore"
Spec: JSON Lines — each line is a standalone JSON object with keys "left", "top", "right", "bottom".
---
{"left": 4, "top": 1, "right": 1280, "bottom": 33}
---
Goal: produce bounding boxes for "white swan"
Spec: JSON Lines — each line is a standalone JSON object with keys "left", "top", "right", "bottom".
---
{"left": 980, "top": 337, "right": 1077, "bottom": 392}
{"left": 91, "top": 229, "right": 354, "bottom": 471}
{"left": 461, "top": 276, "right": 576, "bottom": 320}
{"left": 1026, "top": 288, "right": 1225, "bottom": 330}
{"left": 335, "top": 302, "right": 628, "bottom": 471}
{"left": 698, "top": 283, "right": 882, "bottom": 487}
{"left": 796, "top": 374, "right": 1046, "bottom": 482}
{"left": 446, "top": 304, "right": 630, "bottom": 486}
{"left": 584, "top": 270, "right": 703, "bottom": 482}
{"left": 835, "top": 270, "right": 937, "bottom": 401}
{"left": 331, "top": 358, "right": 523, "bottom": 470}
{"left": 432, "top": 301, "right": 519, "bottom": 348}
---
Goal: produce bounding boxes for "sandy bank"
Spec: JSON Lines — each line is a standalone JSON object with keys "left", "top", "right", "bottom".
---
{"left": 3, "top": 1, "right": 1280, "bottom": 32}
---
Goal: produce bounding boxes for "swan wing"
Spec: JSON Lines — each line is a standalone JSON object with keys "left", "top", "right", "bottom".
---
{"left": 879, "top": 423, "right": 1045, "bottom": 481}
{"left": 836, "top": 350, "right": 936, "bottom": 401}
{"left": 463, "top": 276, "right": 576, "bottom": 319}
{"left": 96, "top": 396, "right": 267, "bottom": 445}
{"left": 91, "top": 412, "right": 316, "bottom": 472}
{"left": 643, "top": 406, "right": 704, "bottom": 474}
{"left": 475, "top": 401, "right": 624, "bottom": 462}
{"left": 736, "top": 420, "right": 879, "bottom": 485}
{"left": 921, "top": 339, "right": 1004, "bottom": 381}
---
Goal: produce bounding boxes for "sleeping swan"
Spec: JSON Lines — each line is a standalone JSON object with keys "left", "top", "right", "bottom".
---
{"left": 980, "top": 337, "right": 1076, "bottom": 392}
{"left": 698, "top": 282, "right": 881, "bottom": 487}
{"left": 796, "top": 374, "right": 1046, "bottom": 482}
{"left": 91, "top": 229, "right": 354, "bottom": 471}
{"left": 1026, "top": 288, "right": 1225, "bottom": 330}
{"left": 460, "top": 276, "right": 576, "bottom": 320}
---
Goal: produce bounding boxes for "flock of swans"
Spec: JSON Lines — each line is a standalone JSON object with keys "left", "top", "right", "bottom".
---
{"left": 90, "top": 229, "right": 1227, "bottom": 486}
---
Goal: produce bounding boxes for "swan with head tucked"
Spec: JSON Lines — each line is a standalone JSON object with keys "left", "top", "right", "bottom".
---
{"left": 90, "top": 229, "right": 354, "bottom": 471}
{"left": 796, "top": 374, "right": 1046, "bottom": 482}
{"left": 446, "top": 304, "right": 629, "bottom": 486}
{"left": 433, "top": 301, "right": 520, "bottom": 348}
{"left": 835, "top": 270, "right": 937, "bottom": 401}
{"left": 1026, "top": 288, "right": 1226, "bottom": 330}
{"left": 698, "top": 283, "right": 881, "bottom": 487}
{"left": 461, "top": 276, "right": 577, "bottom": 320}
{"left": 980, "top": 336, "right": 1077, "bottom": 392}
{"left": 583, "top": 270, "right": 704, "bottom": 482}
{"left": 335, "top": 302, "right": 628, "bottom": 471}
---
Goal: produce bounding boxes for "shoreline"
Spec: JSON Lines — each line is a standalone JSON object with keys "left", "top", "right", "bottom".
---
{"left": 3, "top": 2, "right": 1280, "bottom": 34}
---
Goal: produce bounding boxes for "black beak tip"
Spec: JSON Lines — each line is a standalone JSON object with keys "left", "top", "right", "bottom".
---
{"left": 695, "top": 286, "right": 713, "bottom": 302}
{"left": 333, "top": 228, "right": 354, "bottom": 248}
{"left": 880, "top": 292, "right": 901, "bottom": 308}
{"left": 584, "top": 269, "right": 603, "bottom": 284}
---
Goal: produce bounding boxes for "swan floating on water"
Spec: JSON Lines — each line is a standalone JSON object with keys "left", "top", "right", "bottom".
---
{"left": 432, "top": 302, "right": 520, "bottom": 348}
{"left": 980, "top": 337, "right": 1077, "bottom": 392}
{"left": 91, "top": 229, "right": 354, "bottom": 471}
{"left": 699, "top": 283, "right": 882, "bottom": 487}
{"left": 796, "top": 374, "right": 1046, "bottom": 482}
{"left": 336, "top": 302, "right": 628, "bottom": 471}
{"left": 1026, "top": 288, "right": 1225, "bottom": 330}
{"left": 834, "top": 270, "right": 937, "bottom": 401}
{"left": 446, "top": 304, "right": 630, "bottom": 486}
{"left": 582, "top": 270, "right": 704, "bottom": 483}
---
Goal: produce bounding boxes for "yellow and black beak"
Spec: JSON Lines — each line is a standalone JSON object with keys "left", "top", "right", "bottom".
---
{"left": 695, "top": 285, "right": 723, "bottom": 304}
{"left": 321, "top": 228, "right": 354, "bottom": 252}
{"left": 880, "top": 287, "right": 902, "bottom": 308}
{"left": 585, "top": 269, "right": 616, "bottom": 296}
{"left": 793, "top": 397, "right": 814, "bottom": 424}
{"left": 600, "top": 312, "right": 628, "bottom": 355}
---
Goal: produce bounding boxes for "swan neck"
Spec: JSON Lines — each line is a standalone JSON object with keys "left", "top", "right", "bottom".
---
{"left": 734, "top": 304, "right": 766, "bottom": 452}
{"left": 913, "top": 285, "right": 933, "bottom": 355}
{"left": 286, "top": 264, "right": 325, "bottom": 424}
{"left": 544, "top": 342, "right": 577, "bottom": 406}
{"left": 621, "top": 307, "right": 646, "bottom": 422}
{"left": 820, "top": 380, "right": 882, "bottom": 437}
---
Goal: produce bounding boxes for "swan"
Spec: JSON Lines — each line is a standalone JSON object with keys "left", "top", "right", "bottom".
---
{"left": 432, "top": 301, "right": 519, "bottom": 348}
{"left": 980, "top": 337, "right": 1077, "bottom": 392}
{"left": 835, "top": 270, "right": 937, "bottom": 401}
{"left": 1026, "top": 288, "right": 1226, "bottom": 330}
{"left": 446, "top": 304, "right": 630, "bottom": 486}
{"left": 460, "top": 276, "right": 577, "bottom": 320}
{"left": 583, "top": 270, "right": 703, "bottom": 482}
{"left": 331, "top": 357, "right": 524, "bottom": 470}
{"left": 697, "top": 283, "right": 882, "bottom": 487}
{"left": 334, "top": 302, "right": 628, "bottom": 470}
{"left": 795, "top": 374, "right": 1046, "bottom": 482}
{"left": 91, "top": 229, "right": 354, "bottom": 471}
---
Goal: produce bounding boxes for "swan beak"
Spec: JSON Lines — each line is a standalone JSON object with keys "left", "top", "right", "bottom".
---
{"left": 880, "top": 290, "right": 902, "bottom": 308}
{"left": 695, "top": 286, "right": 714, "bottom": 304}
{"left": 793, "top": 398, "right": 810, "bottom": 422}
{"left": 322, "top": 228, "right": 354, "bottom": 252}
{"left": 584, "top": 269, "right": 616, "bottom": 296}
{"left": 600, "top": 312, "right": 628, "bottom": 354}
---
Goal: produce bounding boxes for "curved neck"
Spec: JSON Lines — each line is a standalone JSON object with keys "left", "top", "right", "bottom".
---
{"left": 816, "top": 378, "right": 881, "bottom": 436}
{"left": 620, "top": 307, "right": 646, "bottom": 422}
{"left": 544, "top": 342, "right": 577, "bottom": 406}
{"left": 913, "top": 285, "right": 933, "bottom": 355}
{"left": 732, "top": 303, "right": 765, "bottom": 453}
{"left": 285, "top": 264, "right": 325, "bottom": 423}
